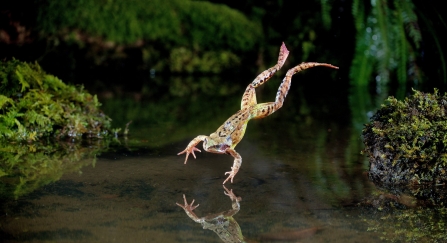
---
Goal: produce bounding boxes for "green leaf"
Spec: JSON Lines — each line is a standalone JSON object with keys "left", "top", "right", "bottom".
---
{"left": 15, "top": 70, "right": 30, "bottom": 92}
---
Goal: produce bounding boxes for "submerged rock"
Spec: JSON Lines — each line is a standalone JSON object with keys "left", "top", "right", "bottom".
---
{"left": 362, "top": 89, "right": 447, "bottom": 189}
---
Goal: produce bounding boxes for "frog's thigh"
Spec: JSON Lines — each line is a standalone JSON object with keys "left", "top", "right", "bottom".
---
{"left": 250, "top": 102, "right": 277, "bottom": 119}
{"left": 241, "top": 85, "right": 257, "bottom": 110}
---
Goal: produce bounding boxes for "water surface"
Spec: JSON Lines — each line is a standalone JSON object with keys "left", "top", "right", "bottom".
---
{"left": 1, "top": 74, "right": 443, "bottom": 242}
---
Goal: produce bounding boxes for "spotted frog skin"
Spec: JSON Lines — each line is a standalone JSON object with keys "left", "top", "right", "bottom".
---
{"left": 178, "top": 42, "right": 338, "bottom": 184}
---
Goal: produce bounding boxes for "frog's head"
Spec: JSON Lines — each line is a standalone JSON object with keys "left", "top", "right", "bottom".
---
{"left": 203, "top": 133, "right": 230, "bottom": 154}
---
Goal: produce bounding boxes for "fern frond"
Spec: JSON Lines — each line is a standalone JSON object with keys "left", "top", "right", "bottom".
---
{"left": 2, "top": 111, "right": 23, "bottom": 128}
{"left": 352, "top": 0, "right": 365, "bottom": 31}
{"left": 350, "top": 30, "right": 375, "bottom": 85}
{"left": 15, "top": 70, "right": 30, "bottom": 93}
{"left": 0, "top": 95, "right": 14, "bottom": 110}
{"left": 24, "top": 110, "right": 52, "bottom": 129}
{"left": 0, "top": 124, "right": 14, "bottom": 139}
{"left": 44, "top": 75, "right": 67, "bottom": 91}
{"left": 400, "top": 0, "right": 421, "bottom": 48}
{"left": 373, "top": 0, "right": 390, "bottom": 67}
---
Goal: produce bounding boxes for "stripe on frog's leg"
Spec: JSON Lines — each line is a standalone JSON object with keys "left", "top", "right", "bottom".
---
{"left": 250, "top": 102, "right": 276, "bottom": 119}
{"left": 250, "top": 62, "right": 339, "bottom": 119}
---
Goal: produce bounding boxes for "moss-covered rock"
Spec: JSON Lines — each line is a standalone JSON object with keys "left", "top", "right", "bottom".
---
{"left": 0, "top": 59, "right": 112, "bottom": 142}
{"left": 362, "top": 89, "right": 447, "bottom": 187}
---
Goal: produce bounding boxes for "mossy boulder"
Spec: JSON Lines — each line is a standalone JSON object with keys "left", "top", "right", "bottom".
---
{"left": 0, "top": 59, "right": 112, "bottom": 142}
{"left": 362, "top": 89, "right": 447, "bottom": 187}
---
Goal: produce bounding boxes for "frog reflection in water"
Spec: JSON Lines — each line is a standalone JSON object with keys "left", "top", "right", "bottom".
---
{"left": 177, "top": 187, "right": 322, "bottom": 243}
{"left": 178, "top": 42, "right": 338, "bottom": 184}
{"left": 177, "top": 186, "right": 245, "bottom": 243}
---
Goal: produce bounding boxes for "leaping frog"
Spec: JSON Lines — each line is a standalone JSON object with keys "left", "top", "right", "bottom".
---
{"left": 178, "top": 42, "right": 338, "bottom": 184}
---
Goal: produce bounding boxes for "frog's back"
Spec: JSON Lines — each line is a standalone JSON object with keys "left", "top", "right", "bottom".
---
{"left": 215, "top": 109, "right": 251, "bottom": 147}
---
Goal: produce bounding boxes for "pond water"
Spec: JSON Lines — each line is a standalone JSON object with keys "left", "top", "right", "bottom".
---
{"left": 0, "top": 73, "right": 445, "bottom": 242}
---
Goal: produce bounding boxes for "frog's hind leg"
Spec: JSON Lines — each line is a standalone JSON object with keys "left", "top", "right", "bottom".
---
{"left": 241, "top": 42, "right": 290, "bottom": 109}
{"left": 250, "top": 62, "right": 339, "bottom": 119}
{"left": 223, "top": 148, "right": 242, "bottom": 184}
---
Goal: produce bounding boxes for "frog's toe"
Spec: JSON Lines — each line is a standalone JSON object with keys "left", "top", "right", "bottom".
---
{"left": 223, "top": 171, "right": 236, "bottom": 184}
{"left": 190, "top": 147, "right": 201, "bottom": 159}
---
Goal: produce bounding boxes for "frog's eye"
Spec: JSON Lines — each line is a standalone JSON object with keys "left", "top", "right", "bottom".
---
{"left": 203, "top": 138, "right": 207, "bottom": 145}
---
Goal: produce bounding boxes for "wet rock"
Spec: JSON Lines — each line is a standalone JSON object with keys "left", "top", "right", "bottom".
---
{"left": 362, "top": 89, "right": 447, "bottom": 203}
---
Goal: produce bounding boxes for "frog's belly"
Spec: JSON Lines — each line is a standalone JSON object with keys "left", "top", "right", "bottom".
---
{"left": 208, "top": 144, "right": 230, "bottom": 153}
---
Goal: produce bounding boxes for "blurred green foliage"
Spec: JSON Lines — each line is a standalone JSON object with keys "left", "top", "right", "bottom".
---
{"left": 97, "top": 76, "right": 244, "bottom": 144}
{"left": 0, "top": 59, "right": 112, "bottom": 142}
{"left": 350, "top": 0, "right": 422, "bottom": 87}
{"left": 206, "top": 0, "right": 333, "bottom": 68}
{"left": 363, "top": 89, "right": 447, "bottom": 186}
{"left": 34, "top": 0, "right": 262, "bottom": 74}
{"left": 36, "top": 0, "right": 261, "bottom": 51}
{"left": 3, "top": 0, "right": 445, "bottom": 87}
{"left": 169, "top": 48, "right": 241, "bottom": 74}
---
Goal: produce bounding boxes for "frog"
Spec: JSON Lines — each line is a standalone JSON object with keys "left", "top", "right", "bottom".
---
{"left": 176, "top": 186, "right": 245, "bottom": 243}
{"left": 178, "top": 42, "right": 339, "bottom": 184}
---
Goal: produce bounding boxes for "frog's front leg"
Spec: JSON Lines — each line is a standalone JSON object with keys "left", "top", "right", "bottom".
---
{"left": 222, "top": 148, "right": 242, "bottom": 184}
{"left": 178, "top": 135, "right": 208, "bottom": 164}
{"left": 176, "top": 194, "right": 204, "bottom": 223}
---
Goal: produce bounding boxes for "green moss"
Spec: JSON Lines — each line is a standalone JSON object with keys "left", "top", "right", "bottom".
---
{"left": 36, "top": 0, "right": 261, "bottom": 51}
{"left": 364, "top": 206, "right": 447, "bottom": 242}
{"left": 169, "top": 48, "right": 241, "bottom": 74}
{"left": 363, "top": 89, "right": 447, "bottom": 186}
{"left": 33, "top": 0, "right": 262, "bottom": 74}
{"left": 0, "top": 59, "right": 112, "bottom": 142}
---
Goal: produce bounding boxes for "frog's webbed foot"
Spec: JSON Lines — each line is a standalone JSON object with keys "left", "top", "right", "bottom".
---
{"left": 178, "top": 135, "right": 208, "bottom": 164}
{"left": 176, "top": 194, "right": 199, "bottom": 212}
{"left": 249, "top": 42, "right": 290, "bottom": 89}
{"left": 223, "top": 185, "right": 241, "bottom": 202}
{"left": 223, "top": 149, "right": 242, "bottom": 184}
{"left": 177, "top": 146, "right": 201, "bottom": 164}
{"left": 223, "top": 168, "right": 239, "bottom": 184}
{"left": 176, "top": 194, "right": 203, "bottom": 223}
